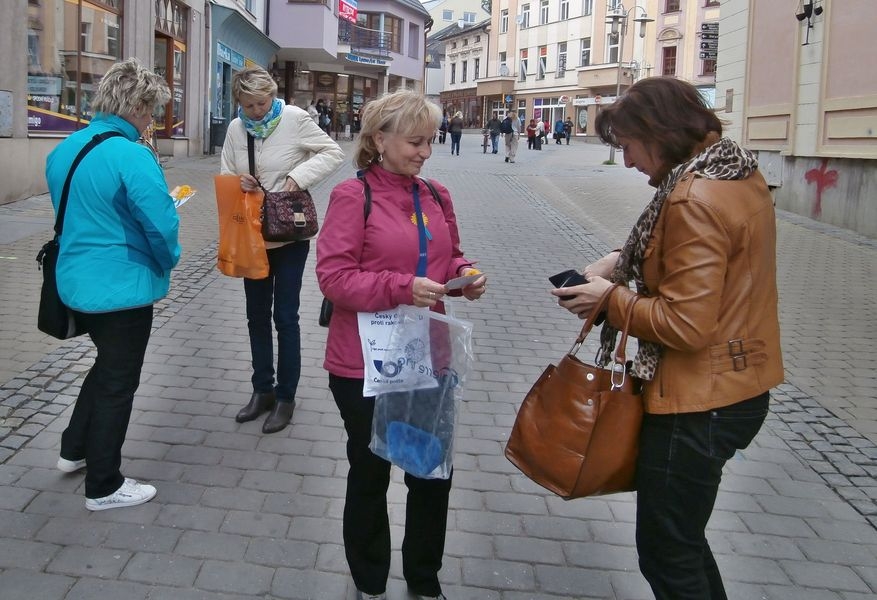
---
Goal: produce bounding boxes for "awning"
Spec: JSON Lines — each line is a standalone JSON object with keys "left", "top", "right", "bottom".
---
{"left": 212, "top": 5, "right": 279, "bottom": 68}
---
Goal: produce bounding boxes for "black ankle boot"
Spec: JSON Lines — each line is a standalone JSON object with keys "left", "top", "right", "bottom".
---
{"left": 235, "top": 391, "right": 276, "bottom": 423}
{"left": 262, "top": 400, "right": 295, "bottom": 434}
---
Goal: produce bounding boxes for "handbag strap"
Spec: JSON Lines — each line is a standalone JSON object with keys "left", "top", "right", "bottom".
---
{"left": 54, "top": 131, "right": 124, "bottom": 239}
{"left": 610, "top": 297, "right": 639, "bottom": 390}
{"left": 246, "top": 133, "right": 268, "bottom": 195}
{"left": 569, "top": 283, "right": 621, "bottom": 355}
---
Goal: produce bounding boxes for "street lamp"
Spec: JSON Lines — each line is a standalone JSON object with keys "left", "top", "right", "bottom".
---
{"left": 605, "top": 3, "right": 653, "bottom": 164}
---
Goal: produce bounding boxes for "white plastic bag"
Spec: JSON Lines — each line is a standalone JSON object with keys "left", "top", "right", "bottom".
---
{"left": 368, "top": 304, "right": 474, "bottom": 479}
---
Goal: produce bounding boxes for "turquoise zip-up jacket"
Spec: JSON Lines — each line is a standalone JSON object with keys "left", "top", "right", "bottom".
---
{"left": 45, "top": 114, "right": 181, "bottom": 313}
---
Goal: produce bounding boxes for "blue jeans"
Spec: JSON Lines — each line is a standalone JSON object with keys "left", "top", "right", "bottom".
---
{"left": 450, "top": 132, "right": 462, "bottom": 154}
{"left": 636, "top": 392, "right": 769, "bottom": 600}
{"left": 62, "top": 306, "right": 153, "bottom": 498}
{"left": 244, "top": 240, "right": 309, "bottom": 402}
{"left": 490, "top": 133, "right": 499, "bottom": 153}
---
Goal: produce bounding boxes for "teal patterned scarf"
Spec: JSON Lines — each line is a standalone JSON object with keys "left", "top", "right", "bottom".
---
{"left": 239, "top": 98, "right": 283, "bottom": 139}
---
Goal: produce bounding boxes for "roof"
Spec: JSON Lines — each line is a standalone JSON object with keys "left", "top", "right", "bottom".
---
{"left": 428, "top": 17, "right": 490, "bottom": 41}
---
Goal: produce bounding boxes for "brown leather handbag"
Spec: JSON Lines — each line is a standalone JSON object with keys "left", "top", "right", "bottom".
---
{"left": 505, "top": 287, "right": 643, "bottom": 499}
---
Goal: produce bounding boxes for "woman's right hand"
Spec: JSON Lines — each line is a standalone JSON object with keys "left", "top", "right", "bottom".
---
{"left": 583, "top": 251, "right": 621, "bottom": 281}
{"left": 240, "top": 174, "right": 260, "bottom": 193}
{"left": 412, "top": 277, "right": 446, "bottom": 308}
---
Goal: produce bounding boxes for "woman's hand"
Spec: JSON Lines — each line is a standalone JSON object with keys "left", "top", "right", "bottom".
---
{"left": 282, "top": 176, "right": 301, "bottom": 192}
{"left": 240, "top": 174, "right": 260, "bottom": 193}
{"left": 551, "top": 276, "right": 614, "bottom": 319}
{"left": 460, "top": 268, "right": 486, "bottom": 301}
{"left": 412, "top": 277, "right": 447, "bottom": 308}
{"left": 583, "top": 251, "right": 621, "bottom": 281}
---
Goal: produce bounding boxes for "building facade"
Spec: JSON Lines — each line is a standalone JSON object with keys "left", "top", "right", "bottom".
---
{"left": 2, "top": 0, "right": 210, "bottom": 205}
{"left": 718, "top": 0, "right": 877, "bottom": 237}
{"left": 434, "top": 20, "right": 490, "bottom": 126}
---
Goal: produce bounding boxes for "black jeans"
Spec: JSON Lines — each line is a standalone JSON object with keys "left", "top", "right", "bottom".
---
{"left": 636, "top": 392, "right": 770, "bottom": 600}
{"left": 329, "top": 375, "right": 451, "bottom": 597}
{"left": 61, "top": 306, "right": 153, "bottom": 498}
{"left": 244, "top": 241, "right": 309, "bottom": 402}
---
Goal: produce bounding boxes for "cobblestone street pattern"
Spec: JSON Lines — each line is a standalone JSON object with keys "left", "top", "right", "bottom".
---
{"left": 0, "top": 136, "right": 875, "bottom": 598}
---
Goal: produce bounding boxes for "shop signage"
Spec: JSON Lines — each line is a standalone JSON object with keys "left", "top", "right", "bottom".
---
{"left": 572, "top": 95, "right": 617, "bottom": 106}
{"left": 504, "top": 95, "right": 513, "bottom": 103}
{"left": 217, "top": 42, "right": 245, "bottom": 69}
{"left": 558, "top": 95, "right": 569, "bottom": 104}
{"left": 339, "top": 0, "right": 357, "bottom": 23}
{"left": 346, "top": 53, "right": 388, "bottom": 66}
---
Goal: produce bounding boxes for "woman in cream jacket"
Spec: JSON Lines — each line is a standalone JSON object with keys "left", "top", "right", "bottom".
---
{"left": 221, "top": 67, "right": 343, "bottom": 434}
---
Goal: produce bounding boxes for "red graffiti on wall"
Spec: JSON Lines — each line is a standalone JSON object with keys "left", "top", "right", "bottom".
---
{"left": 804, "top": 158, "right": 838, "bottom": 218}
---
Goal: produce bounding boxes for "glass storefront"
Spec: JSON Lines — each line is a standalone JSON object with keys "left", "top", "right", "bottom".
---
{"left": 154, "top": 0, "right": 188, "bottom": 137}
{"left": 284, "top": 69, "right": 378, "bottom": 135}
{"left": 27, "top": 0, "right": 124, "bottom": 133}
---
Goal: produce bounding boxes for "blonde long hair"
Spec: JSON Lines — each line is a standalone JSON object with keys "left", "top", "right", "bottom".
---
{"left": 354, "top": 90, "right": 441, "bottom": 169}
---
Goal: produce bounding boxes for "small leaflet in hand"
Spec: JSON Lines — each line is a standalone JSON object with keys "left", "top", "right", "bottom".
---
{"left": 170, "top": 185, "right": 196, "bottom": 208}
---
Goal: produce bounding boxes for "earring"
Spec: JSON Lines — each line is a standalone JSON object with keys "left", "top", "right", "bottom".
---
{"left": 378, "top": 153, "right": 383, "bottom": 163}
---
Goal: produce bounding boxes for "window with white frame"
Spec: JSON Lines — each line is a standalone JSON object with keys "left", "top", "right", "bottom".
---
{"left": 607, "top": 32, "right": 619, "bottom": 63}
{"left": 583, "top": 0, "right": 593, "bottom": 15}
{"left": 537, "top": 45, "right": 547, "bottom": 79}
{"left": 462, "top": 60, "right": 468, "bottom": 82}
{"left": 500, "top": 9, "right": 508, "bottom": 32}
{"left": 463, "top": 11, "right": 476, "bottom": 23}
{"left": 450, "top": 62, "right": 456, "bottom": 84}
{"left": 557, "top": 41, "right": 567, "bottom": 76}
{"left": 519, "top": 48, "right": 528, "bottom": 81}
{"left": 521, "top": 4, "right": 530, "bottom": 28}
{"left": 442, "top": 9, "right": 453, "bottom": 20}
{"left": 474, "top": 57, "right": 480, "bottom": 79}
{"left": 560, "top": 0, "right": 569, "bottom": 21}
{"left": 540, "top": 0, "right": 549, "bottom": 24}
{"left": 580, "top": 37, "right": 591, "bottom": 66}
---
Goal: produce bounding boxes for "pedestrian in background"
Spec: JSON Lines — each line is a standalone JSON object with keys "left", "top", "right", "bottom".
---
{"left": 504, "top": 112, "right": 521, "bottom": 163}
{"left": 47, "top": 58, "right": 181, "bottom": 511}
{"left": 307, "top": 99, "right": 319, "bottom": 125}
{"left": 316, "top": 89, "right": 486, "bottom": 600}
{"left": 220, "top": 67, "right": 343, "bottom": 434}
{"left": 526, "top": 118, "right": 538, "bottom": 149}
{"left": 552, "top": 76, "right": 784, "bottom": 600}
{"left": 564, "top": 116, "right": 574, "bottom": 144}
{"left": 438, "top": 112, "right": 448, "bottom": 144}
{"left": 554, "top": 118, "right": 565, "bottom": 144}
{"left": 486, "top": 112, "right": 502, "bottom": 154}
{"left": 449, "top": 110, "right": 464, "bottom": 156}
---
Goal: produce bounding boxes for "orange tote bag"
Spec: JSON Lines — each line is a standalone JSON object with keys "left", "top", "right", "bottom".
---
{"left": 214, "top": 174, "right": 269, "bottom": 279}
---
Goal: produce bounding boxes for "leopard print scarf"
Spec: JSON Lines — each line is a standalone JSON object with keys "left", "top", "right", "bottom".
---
{"left": 597, "top": 137, "right": 759, "bottom": 380}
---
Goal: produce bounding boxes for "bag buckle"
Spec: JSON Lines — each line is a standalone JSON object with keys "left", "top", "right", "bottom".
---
{"left": 728, "top": 339, "right": 747, "bottom": 371}
{"left": 293, "top": 211, "right": 307, "bottom": 227}
{"left": 610, "top": 360, "right": 626, "bottom": 390}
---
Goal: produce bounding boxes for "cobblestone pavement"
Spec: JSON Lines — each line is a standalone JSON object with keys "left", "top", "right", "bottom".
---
{"left": 0, "top": 135, "right": 875, "bottom": 599}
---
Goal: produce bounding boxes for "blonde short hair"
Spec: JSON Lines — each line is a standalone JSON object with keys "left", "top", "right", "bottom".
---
{"left": 232, "top": 67, "right": 278, "bottom": 102}
{"left": 354, "top": 90, "right": 442, "bottom": 169}
{"left": 92, "top": 58, "right": 170, "bottom": 118}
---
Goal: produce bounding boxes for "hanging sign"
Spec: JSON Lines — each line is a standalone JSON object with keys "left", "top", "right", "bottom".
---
{"left": 339, "top": 0, "right": 357, "bottom": 23}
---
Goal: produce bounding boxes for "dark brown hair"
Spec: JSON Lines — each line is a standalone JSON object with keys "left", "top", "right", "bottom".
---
{"left": 595, "top": 76, "right": 722, "bottom": 169}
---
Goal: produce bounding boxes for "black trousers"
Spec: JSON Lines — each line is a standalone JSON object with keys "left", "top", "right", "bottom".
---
{"left": 636, "top": 392, "right": 769, "bottom": 599}
{"left": 329, "top": 375, "right": 451, "bottom": 597}
{"left": 61, "top": 306, "right": 153, "bottom": 498}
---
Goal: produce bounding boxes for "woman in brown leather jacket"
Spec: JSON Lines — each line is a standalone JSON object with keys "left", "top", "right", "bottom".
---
{"left": 552, "top": 77, "right": 783, "bottom": 600}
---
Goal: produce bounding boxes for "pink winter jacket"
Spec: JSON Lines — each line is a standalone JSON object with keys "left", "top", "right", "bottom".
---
{"left": 316, "top": 165, "right": 474, "bottom": 378}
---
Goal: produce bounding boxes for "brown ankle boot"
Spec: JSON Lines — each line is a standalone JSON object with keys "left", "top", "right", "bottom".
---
{"left": 235, "top": 391, "right": 276, "bottom": 423}
{"left": 262, "top": 400, "right": 295, "bottom": 433}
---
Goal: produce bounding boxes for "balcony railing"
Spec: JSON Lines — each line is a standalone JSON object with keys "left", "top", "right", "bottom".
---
{"left": 338, "top": 21, "right": 393, "bottom": 57}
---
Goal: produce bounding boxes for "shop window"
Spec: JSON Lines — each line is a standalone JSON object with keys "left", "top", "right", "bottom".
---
{"left": 27, "top": 0, "right": 124, "bottom": 133}
{"left": 155, "top": 0, "right": 189, "bottom": 137}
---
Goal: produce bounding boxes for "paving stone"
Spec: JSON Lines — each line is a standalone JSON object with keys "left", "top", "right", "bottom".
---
{"left": 0, "top": 567, "right": 73, "bottom": 600}
{"left": 120, "top": 551, "right": 201, "bottom": 586}
{"left": 193, "top": 559, "right": 274, "bottom": 595}
{"left": 46, "top": 544, "right": 130, "bottom": 578}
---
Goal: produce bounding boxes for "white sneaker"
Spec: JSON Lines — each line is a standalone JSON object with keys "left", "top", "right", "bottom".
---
{"left": 85, "top": 478, "right": 156, "bottom": 511}
{"left": 57, "top": 457, "right": 86, "bottom": 473}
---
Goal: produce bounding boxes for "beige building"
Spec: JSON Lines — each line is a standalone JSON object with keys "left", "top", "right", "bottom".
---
{"left": 718, "top": 0, "right": 877, "bottom": 236}
{"left": 476, "top": 0, "right": 722, "bottom": 138}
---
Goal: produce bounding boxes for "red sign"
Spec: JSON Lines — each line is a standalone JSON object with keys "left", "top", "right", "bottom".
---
{"left": 594, "top": 95, "right": 602, "bottom": 104}
{"left": 339, "top": 0, "right": 357, "bottom": 23}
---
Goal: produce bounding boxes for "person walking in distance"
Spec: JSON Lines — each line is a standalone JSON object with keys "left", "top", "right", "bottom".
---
{"left": 503, "top": 112, "right": 521, "bottom": 163}
{"left": 485, "top": 112, "right": 502, "bottom": 154}
{"left": 564, "top": 116, "right": 574, "bottom": 144}
{"left": 48, "top": 58, "right": 181, "bottom": 511}
{"left": 448, "top": 111, "right": 464, "bottom": 155}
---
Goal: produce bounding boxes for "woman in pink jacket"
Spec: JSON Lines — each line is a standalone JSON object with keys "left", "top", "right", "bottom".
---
{"left": 316, "top": 89, "right": 486, "bottom": 600}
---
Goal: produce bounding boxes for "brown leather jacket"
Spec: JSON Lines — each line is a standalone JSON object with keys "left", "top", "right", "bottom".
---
{"left": 607, "top": 168, "right": 784, "bottom": 414}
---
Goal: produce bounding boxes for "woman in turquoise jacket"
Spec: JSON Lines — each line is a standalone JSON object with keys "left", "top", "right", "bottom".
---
{"left": 45, "top": 58, "right": 181, "bottom": 512}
